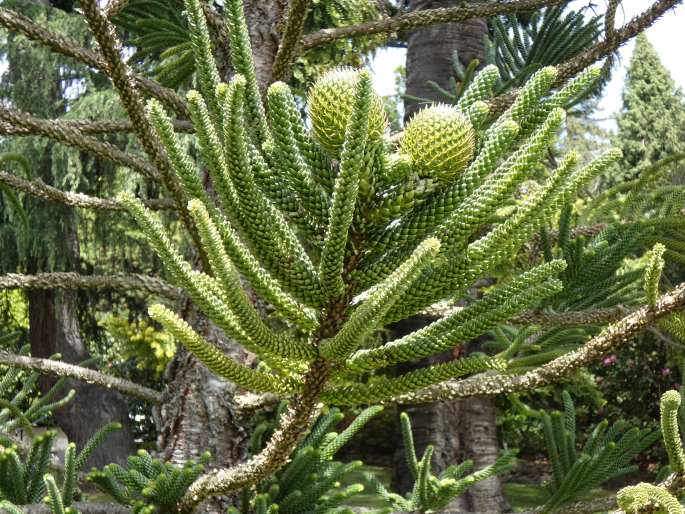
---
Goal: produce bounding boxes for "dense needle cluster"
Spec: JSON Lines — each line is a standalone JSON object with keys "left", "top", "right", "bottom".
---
{"left": 118, "top": 0, "right": 624, "bottom": 410}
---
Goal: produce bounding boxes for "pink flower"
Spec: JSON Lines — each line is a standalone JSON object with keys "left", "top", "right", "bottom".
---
{"left": 602, "top": 355, "right": 618, "bottom": 366}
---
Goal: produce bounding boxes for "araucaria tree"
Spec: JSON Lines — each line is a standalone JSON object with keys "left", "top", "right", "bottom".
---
{"left": 0, "top": 0, "right": 685, "bottom": 513}
{"left": 613, "top": 33, "right": 685, "bottom": 178}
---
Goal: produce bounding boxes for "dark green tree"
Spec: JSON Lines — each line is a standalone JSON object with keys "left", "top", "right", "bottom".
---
{"left": 613, "top": 34, "right": 685, "bottom": 179}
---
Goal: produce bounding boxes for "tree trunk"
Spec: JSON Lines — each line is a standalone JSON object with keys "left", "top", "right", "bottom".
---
{"left": 401, "top": 2, "right": 507, "bottom": 511}
{"left": 28, "top": 289, "right": 137, "bottom": 467}
{"left": 404, "top": 0, "right": 487, "bottom": 121}
{"left": 28, "top": 214, "right": 136, "bottom": 468}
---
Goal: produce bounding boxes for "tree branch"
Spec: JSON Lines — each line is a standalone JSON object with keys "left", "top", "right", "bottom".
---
{"left": 0, "top": 272, "right": 180, "bottom": 299}
{"left": 21, "top": 503, "right": 130, "bottom": 514}
{"left": 80, "top": 0, "right": 170, "bottom": 179}
{"left": 510, "top": 306, "right": 630, "bottom": 327}
{"left": 272, "top": 0, "right": 312, "bottom": 82}
{"left": 0, "top": 351, "right": 163, "bottom": 403}
{"left": 0, "top": 118, "right": 193, "bottom": 136}
{"left": 557, "top": 0, "right": 681, "bottom": 83}
{"left": 0, "top": 6, "right": 187, "bottom": 117}
{"left": 0, "top": 172, "right": 175, "bottom": 210}
{"left": 80, "top": 0, "right": 207, "bottom": 261}
{"left": 105, "top": 0, "right": 130, "bottom": 17}
{"left": 520, "top": 496, "right": 618, "bottom": 514}
{"left": 180, "top": 359, "right": 331, "bottom": 510}
{"left": 0, "top": 104, "right": 160, "bottom": 180}
{"left": 401, "top": 281, "right": 685, "bottom": 403}
{"left": 490, "top": 0, "right": 683, "bottom": 113}
{"left": 300, "top": 0, "right": 569, "bottom": 51}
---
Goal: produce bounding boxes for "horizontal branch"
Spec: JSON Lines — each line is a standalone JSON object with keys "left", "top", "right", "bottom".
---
{"left": 234, "top": 391, "right": 281, "bottom": 412}
{"left": 510, "top": 306, "right": 629, "bottom": 327}
{"left": 0, "top": 118, "right": 193, "bottom": 136}
{"left": 0, "top": 5, "right": 187, "bottom": 117}
{"left": 20, "top": 504, "right": 130, "bottom": 514}
{"left": 301, "top": 0, "right": 569, "bottom": 50}
{"left": 105, "top": 0, "right": 130, "bottom": 17}
{"left": 402, "top": 280, "right": 685, "bottom": 403}
{"left": 20, "top": 504, "right": 129, "bottom": 514}
{"left": 0, "top": 172, "right": 175, "bottom": 210}
{"left": 520, "top": 496, "right": 618, "bottom": 514}
{"left": 0, "top": 351, "right": 163, "bottom": 403}
{"left": 555, "top": 0, "right": 681, "bottom": 83}
{"left": 491, "top": 0, "right": 683, "bottom": 113}
{"left": 0, "top": 272, "right": 180, "bottom": 299}
{"left": 0, "top": 105, "right": 160, "bottom": 180}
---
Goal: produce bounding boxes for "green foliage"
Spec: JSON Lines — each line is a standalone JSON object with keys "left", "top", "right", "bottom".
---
{"left": 365, "top": 412, "right": 515, "bottom": 513}
{"left": 0, "top": 345, "right": 75, "bottom": 434}
{"left": 488, "top": 6, "right": 603, "bottom": 91}
{"left": 615, "top": 390, "right": 685, "bottom": 514}
{"left": 100, "top": 314, "right": 176, "bottom": 376}
{"left": 612, "top": 34, "right": 685, "bottom": 181}
{"left": 618, "top": 482, "right": 684, "bottom": 514}
{"left": 294, "top": 0, "right": 384, "bottom": 89}
{"left": 660, "top": 390, "right": 685, "bottom": 474}
{"left": 399, "top": 105, "right": 475, "bottom": 184}
{"left": 645, "top": 243, "right": 666, "bottom": 309}
{"left": 232, "top": 406, "right": 383, "bottom": 514}
{"left": 0, "top": 423, "right": 120, "bottom": 509}
{"left": 308, "top": 67, "right": 387, "bottom": 159}
{"left": 416, "top": 5, "right": 602, "bottom": 106}
{"left": 123, "top": 4, "right": 621, "bottom": 406}
{"left": 507, "top": 392, "right": 660, "bottom": 512}
{"left": 88, "top": 450, "right": 210, "bottom": 514}
{"left": 114, "top": 0, "right": 383, "bottom": 93}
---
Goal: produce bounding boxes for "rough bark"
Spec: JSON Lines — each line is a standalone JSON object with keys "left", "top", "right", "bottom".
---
{"left": 459, "top": 386, "right": 509, "bottom": 512}
{"left": 401, "top": 2, "right": 506, "bottom": 511}
{"left": 156, "top": 313, "right": 249, "bottom": 509}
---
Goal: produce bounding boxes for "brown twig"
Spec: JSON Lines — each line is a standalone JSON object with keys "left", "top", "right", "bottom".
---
{"left": 490, "top": 0, "right": 683, "bottom": 113}
{"left": 510, "top": 306, "right": 630, "bottom": 327}
{"left": 300, "top": 0, "right": 569, "bottom": 51}
{"left": 80, "top": 0, "right": 170, "bottom": 178}
{"left": 0, "top": 6, "right": 187, "bottom": 117}
{"left": 0, "top": 272, "right": 180, "bottom": 299}
{"left": 272, "top": 0, "right": 312, "bottom": 82}
{"left": 180, "top": 359, "right": 330, "bottom": 510}
{"left": 605, "top": 0, "right": 620, "bottom": 39}
{"left": 0, "top": 104, "right": 160, "bottom": 180}
{"left": 0, "top": 351, "right": 163, "bottom": 403}
{"left": 80, "top": 0, "right": 204, "bottom": 258}
{"left": 0, "top": 172, "right": 175, "bottom": 211}
{"left": 0, "top": 118, "right": 193, "bottom": 136}
{"left": 104, "top": 0, "right": 130, "bottom": 17}
{"left": 520, "top": 495, "right": 618, "bottom": 514}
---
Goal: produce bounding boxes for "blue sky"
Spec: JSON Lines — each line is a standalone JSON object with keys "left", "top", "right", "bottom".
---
{"left": 370, "top": 0, "right": 685, "bottom": 127}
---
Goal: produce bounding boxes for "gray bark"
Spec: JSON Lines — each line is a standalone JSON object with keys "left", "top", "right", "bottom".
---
{"left": 401, "top": 2, "right": 507, "bottom": 511}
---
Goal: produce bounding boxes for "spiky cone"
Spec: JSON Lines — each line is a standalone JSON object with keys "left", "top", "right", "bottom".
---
{"left": 307, "top": 67, "right": 387, "bottom": 157}
{"left": 400, "top": 104, "right": 475, "bottom": 184}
